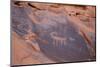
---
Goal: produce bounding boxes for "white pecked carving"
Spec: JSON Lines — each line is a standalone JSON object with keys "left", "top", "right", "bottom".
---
{"left": 50, "top": 32, "right": 67, "bottom": 46}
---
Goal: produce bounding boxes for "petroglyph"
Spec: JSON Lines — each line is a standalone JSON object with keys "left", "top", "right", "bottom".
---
{"left": 50, "top": 32, "right": 67, "bottom": 46}
{"left": 11, "top": 1, "right": 96, "bottom": 65}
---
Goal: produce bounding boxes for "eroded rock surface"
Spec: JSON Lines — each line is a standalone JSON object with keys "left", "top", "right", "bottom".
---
{"left": 11, "top": 1, "right": 96, "bottom": 66}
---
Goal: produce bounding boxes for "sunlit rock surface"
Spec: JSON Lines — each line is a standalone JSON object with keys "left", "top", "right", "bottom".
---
{"left": 11, "top": 1, "right": 96, "bottom": 66}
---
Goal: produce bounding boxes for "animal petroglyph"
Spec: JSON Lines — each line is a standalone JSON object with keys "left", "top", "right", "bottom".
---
{"left": 11, "top": 1, "right": 96, "bottom": 65}
{"left": 50, "top": 32, "right": 67, "bottom": 46}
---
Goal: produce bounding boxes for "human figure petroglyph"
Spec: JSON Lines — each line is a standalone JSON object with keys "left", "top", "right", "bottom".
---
{"left": 50, "top": 32, "right": 67, "bottom": 46}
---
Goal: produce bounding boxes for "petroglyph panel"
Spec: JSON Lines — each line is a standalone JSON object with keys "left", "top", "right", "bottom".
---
{"left": 11, "top": 1, "right": 96, "bottom": 66}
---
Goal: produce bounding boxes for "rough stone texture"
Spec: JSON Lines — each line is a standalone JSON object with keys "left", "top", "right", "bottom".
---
{"left": 11, "top": 1, "right": 96, "bottom": 66}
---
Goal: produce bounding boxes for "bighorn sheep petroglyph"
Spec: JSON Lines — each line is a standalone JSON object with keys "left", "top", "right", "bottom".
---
{"left": 50, "top": 32, "right": 67, "bottom": 46}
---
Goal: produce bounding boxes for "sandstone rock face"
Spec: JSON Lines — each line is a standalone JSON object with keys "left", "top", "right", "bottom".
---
{"left": 11, "top": 1, "right": 96, "bottom": 66}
